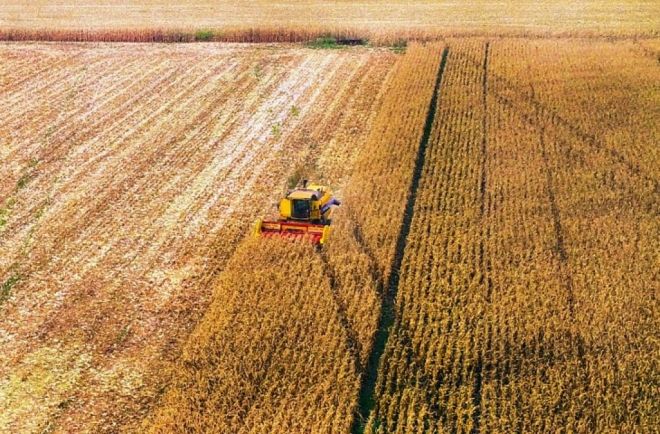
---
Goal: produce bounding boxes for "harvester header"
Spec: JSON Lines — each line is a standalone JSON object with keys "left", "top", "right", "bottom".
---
{"left": 254, "top": 180, "right": 340, "bottom": 245}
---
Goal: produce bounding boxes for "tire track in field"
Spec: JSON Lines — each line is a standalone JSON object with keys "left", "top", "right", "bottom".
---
{"left": 494, "top": 90, "right": 658, "bottom": 190}
{"left": 487, "top": 65, "right": 590, "bottom": 430}
{"left": 536, "top": 118, "right": 591, "bottom": 423}
{"left": 491, "top": 91, "right": 657, "bottom": 208}
{"left": 450, "top": 48, "right": 658, "bottom": 189}
{"left": 471, "top": 40, "right": 491, "bottom": 434}
{"left": 351, "top": 46, "right": 449, "bottom": 434}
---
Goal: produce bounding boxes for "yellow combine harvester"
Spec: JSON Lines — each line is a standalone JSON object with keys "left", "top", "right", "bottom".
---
{"left": 254, "top": 180, "right": 341, "bottom": 245}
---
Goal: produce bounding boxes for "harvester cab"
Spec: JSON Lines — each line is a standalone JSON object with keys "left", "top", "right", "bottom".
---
{"left": 254, "top": 180, "right": 341, "bottom": 245}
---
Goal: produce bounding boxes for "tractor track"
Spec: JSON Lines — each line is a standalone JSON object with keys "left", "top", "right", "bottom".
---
{"left": 471, "top": 41, "right": 492, "bottom": 434}
{"left": 538, "top": 129, "right": 574, "bottom": 311}
{"left": 450, "top": 48, "right": 658, "bottom": 190}
{"left": 350, "top": 46, "right": 449, "bottom": 434}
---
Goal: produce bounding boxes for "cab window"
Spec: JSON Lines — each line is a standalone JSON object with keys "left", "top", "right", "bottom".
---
{"left": 292, "top": 199, "right": 311, "bottom": 219}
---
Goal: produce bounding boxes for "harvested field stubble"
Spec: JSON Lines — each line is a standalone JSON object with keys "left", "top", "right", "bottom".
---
{"left": 0, "top": 42, "right": 397, "bottom": 432}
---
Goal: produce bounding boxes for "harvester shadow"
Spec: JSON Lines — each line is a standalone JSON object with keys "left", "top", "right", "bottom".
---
{"left": 318, "top": 248, "right": 364, "bottom": 374}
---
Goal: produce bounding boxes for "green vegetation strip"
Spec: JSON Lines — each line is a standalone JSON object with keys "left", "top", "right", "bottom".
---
{"left": 1, "top": 275, "right": 21, "bottom": 305}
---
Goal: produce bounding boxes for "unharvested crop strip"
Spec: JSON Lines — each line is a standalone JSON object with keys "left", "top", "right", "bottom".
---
{"left": 351, "top": 46, "right": 449, "bottom": 434}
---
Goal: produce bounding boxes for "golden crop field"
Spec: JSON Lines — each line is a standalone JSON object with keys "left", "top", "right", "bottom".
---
{"left": 365, "top": 39, "right": 659, "bottom": 433}
{"left": 140, "top": 38, "right": 657, "bottom": 433}
{"left": 1, "top": 3, "right": 659, "bottom": 434}
{"left": 1, "top": 0, "right": 658, "bottom": 42}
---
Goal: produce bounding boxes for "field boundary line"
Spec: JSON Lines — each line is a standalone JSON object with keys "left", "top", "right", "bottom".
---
{"left": 351, "top": 46, "right": 450, "bottom": 434}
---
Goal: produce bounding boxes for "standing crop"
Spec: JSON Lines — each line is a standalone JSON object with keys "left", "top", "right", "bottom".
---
{"left": 365, "top": 38, "right": 658, "bottom": 433}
